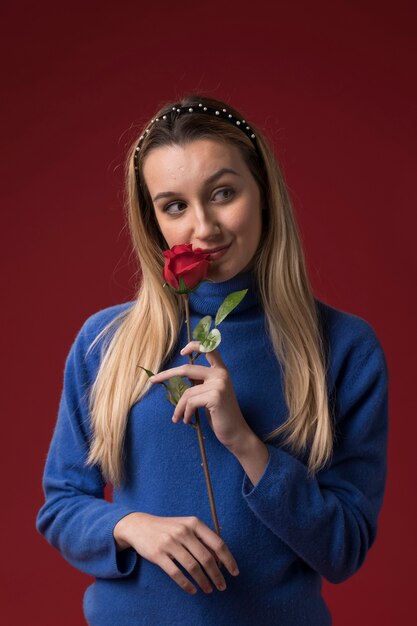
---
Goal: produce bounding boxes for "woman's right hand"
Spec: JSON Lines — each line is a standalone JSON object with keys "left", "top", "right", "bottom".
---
{"left": 113, "top": 512, "right": 240, "bottom": 595}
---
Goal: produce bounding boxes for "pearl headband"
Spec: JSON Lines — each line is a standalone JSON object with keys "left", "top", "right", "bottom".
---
{"left": 133, "top": 103, "right": 259, "bottom": 187}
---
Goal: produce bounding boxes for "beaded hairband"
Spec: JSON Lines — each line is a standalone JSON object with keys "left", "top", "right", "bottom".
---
{"left": 133, "top": 103, "right": 258, "bottom": 185}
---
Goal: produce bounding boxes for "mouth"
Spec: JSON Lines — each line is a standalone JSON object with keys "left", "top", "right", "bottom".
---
{"left": 197, "top": 242, "right": 232, "bottom": 255}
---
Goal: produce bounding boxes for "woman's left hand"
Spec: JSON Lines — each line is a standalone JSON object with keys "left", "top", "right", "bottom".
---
{"left": 149, "top": 341, "right": 253, "bottom": 451}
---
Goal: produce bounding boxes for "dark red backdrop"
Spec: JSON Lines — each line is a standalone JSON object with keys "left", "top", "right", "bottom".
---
{"left": 2, "top": 1, "right": 416, "bottom": 624}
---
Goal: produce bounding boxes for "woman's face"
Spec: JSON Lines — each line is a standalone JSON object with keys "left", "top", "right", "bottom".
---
{"left": 142, "top": 138, "right": 263, "bottom": 282}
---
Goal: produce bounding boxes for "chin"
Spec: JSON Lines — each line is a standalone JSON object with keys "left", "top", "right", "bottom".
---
{"left": 208, "top": 265, "right": 240, "bottom": 283}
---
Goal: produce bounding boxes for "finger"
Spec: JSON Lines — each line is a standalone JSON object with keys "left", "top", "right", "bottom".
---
{"left": 203, "top": 347, "right": 226, "bottom": 369}
{"left": 149, "top": 364, "right": 213, "bottom": 384}
{"left": 184, "top": 536, "right": 228, "bottom": 591}
{"left": 169, "top": 544, "right": 216, "bottom": 594}
{"left": 180, "top": 341, "right": 202, "bottom": 355}
{"left": 193, "top": 519, "right": 240, "bottom": 577}
{"left": 158, "top": 554, "right": 198, "bottom": 595}
{"left": 173, "top": 388, "right": 215, "bottom": 424}
{"left": 204, "top": 407, "right": 213, "bottom": 429}
{"left": 180, "top": 341, "right": 225, "bottom": 369}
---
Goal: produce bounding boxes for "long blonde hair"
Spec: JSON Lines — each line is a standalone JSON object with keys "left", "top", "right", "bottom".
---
{"left": 85, "top": 93, "right": 334, "bottom": 488}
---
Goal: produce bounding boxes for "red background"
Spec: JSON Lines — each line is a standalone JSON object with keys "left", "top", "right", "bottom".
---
{"left": 2, "top": 0, "right": 416, "bottom": 624}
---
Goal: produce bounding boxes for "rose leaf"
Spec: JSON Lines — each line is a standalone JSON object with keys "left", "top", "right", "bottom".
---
{"left": 199, "top": 329, "right": 221, "bottom": 352}
{"left": 192, "top": 315, "right": 212, "bottom": 342}
{"left": 215, "top": 289, "right": 248, "bottom": 327}
{"left": 166, "top": 375, "right": 192, "bottom": 405}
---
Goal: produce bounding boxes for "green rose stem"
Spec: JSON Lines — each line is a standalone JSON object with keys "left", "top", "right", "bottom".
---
{"left": 182, "top": 293, "right": 222, "bottom": 564}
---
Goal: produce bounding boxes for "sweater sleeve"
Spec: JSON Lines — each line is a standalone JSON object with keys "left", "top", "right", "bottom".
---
{"left": 241, "top": 326, "right": 389, "bottom": 584}
{"left": 35, "top": 311, "right": 139, "bottom": 579}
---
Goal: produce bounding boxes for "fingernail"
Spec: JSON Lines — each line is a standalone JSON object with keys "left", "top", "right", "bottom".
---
{"left": 180, "top": 348, "right": 185, "bottom": 354}
{"left": 232, "top": 568, "right": 239, "bottom": 576}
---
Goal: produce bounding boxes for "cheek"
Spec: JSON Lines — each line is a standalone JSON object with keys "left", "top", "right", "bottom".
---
{"left": 155, "top": 218, "right": 184, "bottom": 247}
{"left": 232, "top": 207, "right": 262, "bottom": 243}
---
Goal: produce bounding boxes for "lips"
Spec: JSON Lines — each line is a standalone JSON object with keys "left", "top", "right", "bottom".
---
{"left": 197, "top": 243, "right": 231, "bottom": 255}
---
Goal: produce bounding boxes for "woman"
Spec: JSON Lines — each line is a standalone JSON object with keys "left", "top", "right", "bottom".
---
{"left": 36, "top": 94, "right": 389, "bottom": 625}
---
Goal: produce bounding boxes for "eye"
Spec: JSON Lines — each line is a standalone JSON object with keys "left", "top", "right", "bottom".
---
{"left": 163, "top": 201, "right": 187, "bottom": 215}
{"left": 214, "top": 187, "right": 234, "bottom": 202}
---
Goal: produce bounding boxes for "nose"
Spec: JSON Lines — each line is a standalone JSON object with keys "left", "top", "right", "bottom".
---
{"left": 192, "top": 205, "right": 221, "bottom": 239}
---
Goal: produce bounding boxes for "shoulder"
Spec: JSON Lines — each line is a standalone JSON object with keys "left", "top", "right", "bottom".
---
{"left": 82, "top": 301, "right": 135, "bottom": 340}
{"left": 314, "top": 298, "right": 389, "bottom": 390}
{"left": 315, "top": 298, "right": 383, "bottom": 352}
{"left": 68, "top": 301, "right": 136, "bottom": 371}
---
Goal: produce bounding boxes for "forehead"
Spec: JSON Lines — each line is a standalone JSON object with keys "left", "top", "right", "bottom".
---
{"left": 142, "top": 139, "right": 248, "bottom": 189}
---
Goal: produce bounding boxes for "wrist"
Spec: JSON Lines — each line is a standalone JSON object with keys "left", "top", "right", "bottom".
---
{"left": 227, "top": 429, "right": 262, "bottom": 458}
{"left": 113, "top": 512, "right": 143, "bottom": 552}
{"left": 228, "top": 431, "right": 270, "bottom": 488}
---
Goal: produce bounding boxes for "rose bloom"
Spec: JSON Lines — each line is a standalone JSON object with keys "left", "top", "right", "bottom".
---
{"left": 162, "top": 243, "right": 212, "bottom": 293}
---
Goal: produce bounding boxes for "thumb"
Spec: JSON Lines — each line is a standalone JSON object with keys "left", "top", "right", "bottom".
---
{"left": 204, "top": 347, "right": 225, "bottom": 369}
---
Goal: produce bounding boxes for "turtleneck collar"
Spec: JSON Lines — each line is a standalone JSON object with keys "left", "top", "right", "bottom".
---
{"left": 187, "top": 270, "right": 261, "bottom": 317}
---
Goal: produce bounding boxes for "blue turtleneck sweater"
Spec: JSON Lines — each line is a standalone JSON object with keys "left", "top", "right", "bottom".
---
{"left": 36, "top": 271, "right": 389, "bottom": 625}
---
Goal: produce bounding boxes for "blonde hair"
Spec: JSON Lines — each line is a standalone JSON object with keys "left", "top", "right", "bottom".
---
{"left": 85, "top": 93, "right": 334, "bottom": 488}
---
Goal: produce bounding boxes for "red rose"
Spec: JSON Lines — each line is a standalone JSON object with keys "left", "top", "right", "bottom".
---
{"left": 162, "top": 244, "right": 212, "bottom": 293}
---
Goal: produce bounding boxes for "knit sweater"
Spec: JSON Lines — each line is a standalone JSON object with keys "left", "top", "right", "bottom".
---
{"left": 36, "top": 270, "right": 389, "bottom": 625}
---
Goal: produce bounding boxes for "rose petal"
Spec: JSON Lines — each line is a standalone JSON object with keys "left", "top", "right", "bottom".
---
{"left": 162, "top": 243, "right": 212, "bottom": 292}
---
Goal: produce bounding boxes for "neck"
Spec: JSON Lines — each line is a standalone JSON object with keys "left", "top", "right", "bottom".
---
{"left": 187, "top": 270, "right": 261, "bottom": 317}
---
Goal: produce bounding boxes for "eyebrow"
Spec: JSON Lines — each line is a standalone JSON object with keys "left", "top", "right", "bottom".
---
{"left": 152, "top": 167, "right": 241, "bottom": 203}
